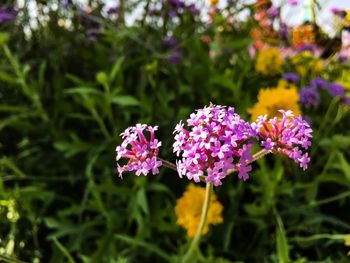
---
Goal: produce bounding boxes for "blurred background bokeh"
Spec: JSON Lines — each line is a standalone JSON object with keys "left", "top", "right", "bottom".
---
{"left": 0, "top": 0, "right": 350, "bottom": 262}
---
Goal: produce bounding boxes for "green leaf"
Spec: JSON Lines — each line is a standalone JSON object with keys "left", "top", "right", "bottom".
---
{"left": 0, "top": 32, "right": 9, "bottom": 45}
{"left": 276, "top": 214, "right": 290, "bottom": 263}
{"left": 51, "top": 237, "right": 76, "bottom": 263}
{"left": 114, "top": 234, "right": 171, "bottom": 262}
{"left": 137, "top": 188, "right": 149, "bottom": 216}
{"left": 109, "top": 57, "right": 124, "bottom": 81}
{"left": 111, "top": 96, "right": 139, "bottom": 106}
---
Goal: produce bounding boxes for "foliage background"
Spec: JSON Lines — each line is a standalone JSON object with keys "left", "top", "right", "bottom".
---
{"left": 0, "top": 0, "right": 349, "bottom": 262}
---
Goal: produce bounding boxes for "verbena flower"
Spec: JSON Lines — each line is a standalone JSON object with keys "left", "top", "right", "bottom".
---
{"left": 116, "top": 124, "right": 162, "bottom": 177}
{"left": 283, "top": 72, "right": 299, "bottom": 83}
{"left": 328, "top": 82, "right": 345, "bottom": 97}
{"left": 162, "top": 37, "right": 178, "bottom": 48}
{"left": 173, "top": 104, "right": 256, "bottom": 186}
{"left": 299, "top": 86, "right": 320, "bottom": 108}
{"left": 310, "top": 77, "right": 329, "bottom": 89}
{"left": 255, "top": 47, "right": 284, "bottom": 76}
{"left": 267, "top": 6, "right": 279, "bottom": 18}
{"left": 175, "top": 184, "right": 223, "bottom": 238}
{"left": 167, "top": 50, "right": 183, "bottom": 65}
{"left": 107, "top": 7, "right": 119, "bottom": 15}
{"left": 252, "top": 110, "right": 312, "bottom": 170}
{"left": 248, "top": 83, "right": 301, "bottom": 121}
{"left": 0, "top": 7, "right": 16, "bottom": 23}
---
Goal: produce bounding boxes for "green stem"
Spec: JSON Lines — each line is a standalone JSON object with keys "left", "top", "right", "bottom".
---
{"left": 157, "top": 157, "right": 177, "bottom": 172}
{"left": 182, "top": 182, "right": 213, "bottom": 263}
{"left": 251, "top": 149, "right": 271, "bottom": 163}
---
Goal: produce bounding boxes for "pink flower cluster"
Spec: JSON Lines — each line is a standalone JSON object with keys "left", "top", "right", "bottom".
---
{"left": 116, "top": 124, "right": 162, "bottom": 177}
{"left": 115, "top": 105, "right": 313, "bottom": 184}
{"left": 251, "top": 110, "right": 312, "bottom": 170}
{"left": 173, "top": 105, "right": 256, "bottom": 186}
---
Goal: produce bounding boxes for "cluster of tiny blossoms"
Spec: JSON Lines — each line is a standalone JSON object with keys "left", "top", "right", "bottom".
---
{"left": 115, "top": 105, "right": 313, "bottom": 184}
{"left": 116, "top": 124, "right": 162, "bottom": 177}
{"left": 252, "top": 110, "right": 312, "bottom": 170}
{"left": 173, "top": 105, "right": 256, "bottom": 186}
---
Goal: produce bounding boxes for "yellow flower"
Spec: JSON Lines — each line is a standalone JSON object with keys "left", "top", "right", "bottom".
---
{"left": 346, "top": 10, "right": 350, "bottom": 22}
{"left": 248, "top": 84, "right": 301, "bottom": 121}
{"left": 255, "top": 47, "right": 284, "bottom": 76}
{"left": 291, "top": 51, "right": 324, "bottom": 76}
{"left": 337, "top": 81, "right": 350, "bottom": 91}
{"left": 209, "top": 0, "right": 219, "bottom": 5}
{"left": 345, "top": 234, "right": 350, "bottom": 256}
{"left": 175, "top": 184, "right": 223, "bottom": 238}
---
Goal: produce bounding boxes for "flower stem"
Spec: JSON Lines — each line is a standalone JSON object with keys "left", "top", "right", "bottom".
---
{"left": 251, "top": 149, "right": 271, "bottom": 163}
{"left": 157, "top": 157, "right": 178, "bottom": 172}
{"left": 182, "top": 182, "right": 213, "bottom": 263}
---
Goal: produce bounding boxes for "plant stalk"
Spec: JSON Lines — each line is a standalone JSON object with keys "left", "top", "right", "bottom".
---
{"left": 182, "top": 182, "right": 213, "bottom": 263}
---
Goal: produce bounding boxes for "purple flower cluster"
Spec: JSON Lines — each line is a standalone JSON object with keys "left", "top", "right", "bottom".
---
{"left": 299, "top": 86, "right": 320, "bottom": 108}
{"left": 173, "top": 104, "right": 256, "bottom": 186}
{"left": 162, "top": 37, "right": 178, "bottom": 48}
{"left": 0, "top": 7, "right": 17, "bottom": 23}
{"left": 267, "top": 6, "right": 279, "bottom": 18}
{"left": 116, "top": 124, "right": 162, "bottom": 177}
{"left": 116, "top": 106, "right": 314, "bottom": 185}
{"left": 310, "top": 78, "right": 329, "bottom": 89}
{"left": 167, "top": 50, "right": 183, "bottom": 65}
{"left": 166, "top": 0, "right": 199, "bottom": 18}
{"left": 299, "top": 78, "right": 350, "bottom": 108}
{"left": 252, "top": 110, "right": 312, "bottom": 170}
{"left": 328, "top": 82, "right": 345, "bottom": 97}
{"left": 283, "top": 72, "right": 299, "bottom": 83}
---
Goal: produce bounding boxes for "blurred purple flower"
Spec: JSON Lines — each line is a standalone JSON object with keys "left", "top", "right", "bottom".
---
{"left": 86, "top": 28, "right": 101, "bottom": 41}
{"left": 297, "top": 44, "right": 316, "bottom": 53}
{"left": 0, "top": 8, "right": 16, "bottom": 23}
{"left": 107, "top": 7, "right": 119, "bottom": 15}
{"left": 328, "top": 82, "right": 345, "bottom": 97}
{"left": 162, "top": 37, "right": 178, "bottom": 48}
{"left": 267, "top": 6, "right": 279, "bottom": 18}
{"left": 288, "top": 0, "right": 298, "bottom": 6}
{"left": 310, "top": 78, "right": 329, "bottom": 89}
{"left": 299, "top": 87, "right": 320, "bottom": 108}
{"left": 338, "top": 54, "right": 348, "bottom": 62}
{"left": 280, "top": 25, "right": 289, "bottom": 39}
{"left": 168, "top": 10, "right": 178, "bottom": 18}
{"left": 169, "top": 0, "right": 185, "bottom": 9}
{"left": 331, "top": 7, "right": 344, "bottom": 16}
{"left": 340, "top": 95, "right": 350, "bottom": 105}
{"left": 186, "top": 3, "right": 199, "bottom": 16}
{"left": 61, "top": 0, "right": 70, "bottom": 9}
{"left": 283, "top": 72, "right": 299, "bottom": 83}
{"left": 167, "top": 51, "right": 183, "bottom": 64}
